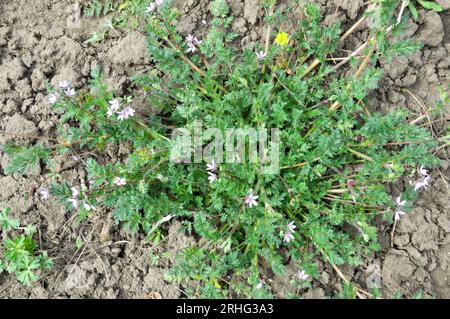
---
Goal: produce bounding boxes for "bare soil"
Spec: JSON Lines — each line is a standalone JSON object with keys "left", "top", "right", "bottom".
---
{"left": 0, "top": 0, "right": 448, "bottom": 298}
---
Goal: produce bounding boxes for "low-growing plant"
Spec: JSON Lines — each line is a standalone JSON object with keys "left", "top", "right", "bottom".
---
{"left": 1, "top": 0, "right": 446, "bottom": 297}
{"left": 0, "top": 208, "right": 53, "bottom": 287}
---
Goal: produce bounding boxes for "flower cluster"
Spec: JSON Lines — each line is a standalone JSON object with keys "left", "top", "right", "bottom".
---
{"left": 393, "top": 166, "right": 432, "bottom": 221}
{"left": 206, "top": 160, "right": 218, "bottom": 184}
{"left": 414, "top": 165, "right": 431, "bottom": 191}
{"left": 186, "top": 34, "right": 202, "bottom": 53}
{"left": 48, "top": 80, "right": 76, "bottom": 104}
{"left": 68, "top": 187, "right": 96, "bottom": 212}
{"left": 283, "top": 221, "right": 296, "bottom": 243}
{"left": 393, "top": 196, "right": 406, "bottom": 221}
{"left": 107, "top": 98, "right": 136, "bottom": 121}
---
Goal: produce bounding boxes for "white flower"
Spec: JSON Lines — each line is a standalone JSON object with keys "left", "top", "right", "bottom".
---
{"left": 155, "top": 0, "right": 164, "bottom": 6}
{"left": 113, "top": 177, "right": 127, "bottom": 186}
{"left": 186, "top": 34, "right": 195, "bottom": 43}
{"left": 71, "top": 187, "right": 79, "bottom": 198}
{"left": 288, "top": 221, "right": 296, "bottom": 232}
{"left": 414, "top": 175, "right": 431, "bottom": 191}
{"left": 414, "top": 166, "right": 431, "bottom": 191}
{"left": 83, "top": 202, "right": 96, "bottom": 212}
{"left": 245, "top": 192, "right": 259, "bottom": 208}
{"left": 109, "top": 98, "right": 121, "bottom": 107}
{"left": 48, "top": 92, "right": 60, "bottom": 104}
{"left": 256, "top": 281, "right": 264, "bottom": 289}
{"left": 207, "top": 172, "right": 217, "bottom": 184}
{"left": 58, "top": 80, "right": 70, "bottom": 88}
{"left": 65, "top": 87, "right": 76, "bottom": 97}
{"left": 187, "top": 43, "right": 197, "bottom": 53}
{"left": 68, "top": 198, "right": 78, "bottom": 209}
{"left": 395, "top": 196, "right": 406, "bottom": 207}
{"left": 186, "top": 34, "right": 201, "bottom": 53}
{"left": 256, "top": 51, "right": 267, "bottom": 61}
{"left": 206, "top": 160, "right": 218, "bottom": 172}
{"left": 419, "top": 165, "right": 428, "bottom": 177}
{"left": 117, "top": 106, "right": 136, "bottom": 121}
{"left": 394, "top": 210, "right": 405, "bottom": 221}
{"left": 108, "top": 99, "right": 121, "bottom": 117}
{"left": 297, "top": 269, "right": 309, "bottom": 281}
{"left": 40, "top": 188, "right": 49, "bottom": 201}
{"left": 283, "top": 232, "right": 294, "bottom": 243}
{"left": 146, "top": 3, "right": 156, "bottom": 12}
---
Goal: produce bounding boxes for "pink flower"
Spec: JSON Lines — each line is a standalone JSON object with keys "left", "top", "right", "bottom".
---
{"left": 113, "top": 177, "right": 127, "bottom": 186}
{"left": 83, "top": 202, "right": 96, "bottom": 212}
{"left": 187, "top": 43, "right": 198, "bottom": 53}
{"left": 245, "top": 192, "right": 259, "bottom": 208}
{"left": 288, "top": 221, "right": 296, "bottom": 232}
{"left": 256, "top": 51, "right": 267, "bottom": 61}
{"left": 206, "top": 160, "right": 218, "bottom": 172}
{"left": 146, "top": 3, "right": 156, "bottom": 12}
{"left": 146, "top": 0, "right": 163, "bottom": 13}
{"left": 48, "top": 92, "right": 60, "bottom": 104}
{"left": 207, "top": 172, "right": 217, "bottom": 184}
{"left": 40, "top": 188, "right": 49, "bottom": 201}
{"left": 393, "top": 195, "right": 407, "bottom": 221}
{"left": 186, "top": 34, "right": 195, "bottom": 43}
{"left": 394, "top": 210, "right": 405, "bottom": 221}
{"left": 395, "top": 196, "right": 406, "bottom": 207}
{"left": 186, "top": 34, "right": 201, "bottom": 53}
{"left": 107, "top": 99, "right": 121, "bottom": 117}
{"left": 65, "top": 87, "right": 76, "bottom": 97}
{"left": 283, "top": 221, "right": 296, "bottom": 243}
{"left": 109, "top": 98, "right": 121, "bottom": 109}
{"left": 419, "top": 165, "right": 428, "bottom": 177}
{"left": 283, "top": 232, "right": 294, "bottom": 243}
{"left": 297, "top": 269, "right": 309, "bottom": 281}
{"left": 68, "top": 198, "right": 78, "bottom": 209}
{"left": 117, "top": 106, "right": 136, "bottom": 121}
{"left": 58, "top": 80, "right": 70, "bottom": 88}
{"left": 414, "top": 166, "right": 431, "bottom": 191}
{"left": 71, "top": 187, "right": 79, "bottom": 198}
{"left": 414, "top": 175, "right": 431, "bottom": 191}
{"left": 68, "top": 186, "right": 80, "bottom": 209}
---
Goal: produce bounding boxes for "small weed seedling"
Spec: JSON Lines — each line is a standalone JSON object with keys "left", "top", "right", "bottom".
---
{"left": 0, "top": 208, "right": 53, "bottom": 287}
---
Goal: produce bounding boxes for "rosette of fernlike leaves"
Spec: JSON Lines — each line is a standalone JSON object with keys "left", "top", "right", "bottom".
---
{"left": 1, "top": 0, "right": 439, "bottom": 297}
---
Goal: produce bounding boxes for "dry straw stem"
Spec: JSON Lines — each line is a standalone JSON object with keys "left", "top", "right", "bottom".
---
{"left": 319, "top": 247, "right": 378, "bottom": 299}
{"left": 329, "top": 0, "right": 409, "bottom": 111}
{"left": 300, "top": 5, "right": 370, "bottom": 79}
{"left": 329, "top": 39, "right": 378, "bottom": 111}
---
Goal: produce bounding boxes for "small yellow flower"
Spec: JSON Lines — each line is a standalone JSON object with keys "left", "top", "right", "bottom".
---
{"left": 274, "top": 32, "right": 289, "bottom": 46}
{"left": 213, "top": 278, "right": 221, "bottom": 289}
